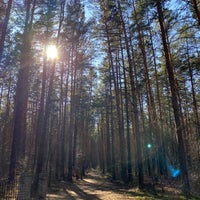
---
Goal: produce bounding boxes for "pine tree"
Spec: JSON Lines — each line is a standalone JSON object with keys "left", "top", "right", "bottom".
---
{"left": 156, "top": 0, "right": 190, "bottom": 194}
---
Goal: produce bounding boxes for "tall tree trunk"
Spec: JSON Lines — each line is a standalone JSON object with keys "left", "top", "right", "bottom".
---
{"left": 186, "top": 40, "right": 200, "bottom": 136}
{"left": 105, "top": 96, "right": 111, "bottom": 173}
{"left": 9, "top": 0, "right": 33, "bottom": 181}
{"left": 0, "top": 0, "right": 13, "bottom": 59}
{"left": 100, "top": 1, "right": 127, "bottom": 181}
{"left": 31, "top": 53, "right": 47, "bottom": 196}
{"left": 109, "top": 69, "right": 116, "bottom": 180}
{"left": 134, "top": 6, "right": 166, "bottom": 176}
{"left": 34, "top": 59, "right": 56, "bottom": 198}
{"left": 56, "top": 0, "right": 66, "bottom": 180}
{"left": 107, "top": 30, "right": 127, "bottom": 182}
{"left": 156, "top": 0, "right": 190, "bottom": 194}
{"left": 67, "top": 45, "right": 76, "bottom": 181}
{"left": 0, "top": 75, "right": 12, "bottom": 176}
{"left": 120, "top": 35, "right": 133, "bottom": 182}
{"left": 99, "top": 114, "right": 106, "bottom": 174}
{"left": 60, "top": 66, "right": 70, "bottom": 179}
{"left": 149, "top": 20, "right": 168, "bottom": 177}
{"left": 117, "top": 0, "right": 144, "bottom": 187}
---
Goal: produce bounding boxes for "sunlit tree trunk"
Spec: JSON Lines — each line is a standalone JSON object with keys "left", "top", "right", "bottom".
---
{"left": 156, "top": 0, "right": 190, "bottom": 194}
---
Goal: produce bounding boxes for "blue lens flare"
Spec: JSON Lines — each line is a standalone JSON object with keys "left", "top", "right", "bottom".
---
{"left": 172, "top": 169, "right": 180, "bottom": 177}
{"left": 167, "top": 164, "right": 181, "bottom": 178}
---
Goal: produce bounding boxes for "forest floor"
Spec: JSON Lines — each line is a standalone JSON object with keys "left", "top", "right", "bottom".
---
{"left": 46, "top": 169, "right": 200, "bottom": 200}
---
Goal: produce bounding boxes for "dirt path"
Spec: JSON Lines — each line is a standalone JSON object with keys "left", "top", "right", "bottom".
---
{"left": 46, "top": 169, "right": 198, "bottom": 200}
{"left": 46, "top": 169, "right": 137, "bottom": 200}
{"left": 47, "top": 170, "right": 133, "bottom": 200}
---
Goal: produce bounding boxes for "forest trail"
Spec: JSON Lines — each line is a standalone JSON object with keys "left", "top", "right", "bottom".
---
{"left": 46, "top": 169, "right": 197, "bottom": 200}
{"left": 46, "top": 169, "right": 139, "bottom": 200}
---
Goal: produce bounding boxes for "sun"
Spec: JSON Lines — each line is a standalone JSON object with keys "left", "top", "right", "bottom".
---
{"left": 46, "top": 45, "right": 58, "bottom": 60}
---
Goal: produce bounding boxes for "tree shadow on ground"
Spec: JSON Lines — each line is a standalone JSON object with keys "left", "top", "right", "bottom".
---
{"left": 47, "top": 170, "right": 200, "bottom": 200}
{"left": 62, "top": 181, "right": 101, "bottom": 200}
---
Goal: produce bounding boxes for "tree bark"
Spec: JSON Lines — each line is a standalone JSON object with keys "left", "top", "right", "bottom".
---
{"left": 156, "top": 0, "right": 190, "bottom": 194}
{"left": 0, "top": 0, "right": 13, "bottom": 59}
{"left": 190, "top": 0, "right": 200, "bottom": 26}
{"left": 9, "top": 0, "right": 33, "bottom": 181}
{"left": 117, "top": 0, "right": 144, "bottom": 187}
{"left": 120, "top": 35, "right": 133, "bottom": 182}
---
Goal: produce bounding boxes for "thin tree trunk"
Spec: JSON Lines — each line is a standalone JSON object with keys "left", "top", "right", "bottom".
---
{"left": 0, "top": 0, "right": 13, "bottom": 59}
{"left": 1, "top": 75, "right": 12, "bottom": 176}
{"left": 105, "top": 97, "right": 111, "bottom": 173}
{"left": 60, "top": 66, "right": 69, "bottom": 179}
{"left": 67, "top": 45, "right": 76, "bottom": 181}
{"left": 186, "top": 40, "right": 200, "bottom": 136}
{"left": 56, "top": 0, "right": 66, "bottom": 180}
{"left": 101, "top": 2, "right": 127, "bottom": 181}
{"left": 109, "top": 69, "right": 116, "bottom": 180}
{"left": 120, "top": 35, "right": 133, "bottom": 182}
{"left": 117, "top": 0, "right": 144, "bottom": 187}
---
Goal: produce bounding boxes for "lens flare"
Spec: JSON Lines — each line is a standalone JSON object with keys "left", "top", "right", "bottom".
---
{"left": 167, "top": 164, "right": 181, "bottom": 178}
{"left": 147, "top": 143, "right": 152, "bottom": 148}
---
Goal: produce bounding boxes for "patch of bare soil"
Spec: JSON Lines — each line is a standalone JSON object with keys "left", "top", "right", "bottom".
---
{"left": 46, "top": 169, "right": 199, "bottom": 200}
